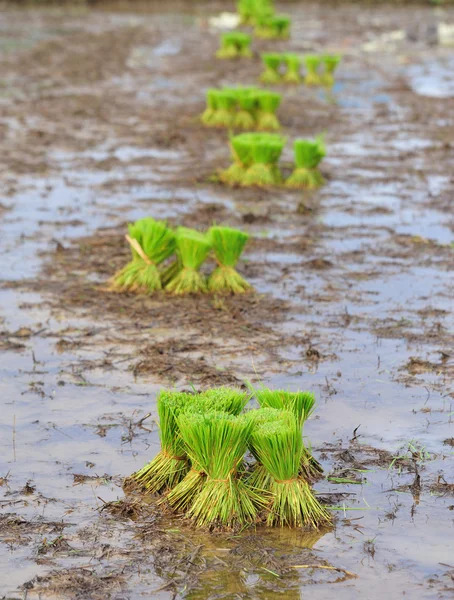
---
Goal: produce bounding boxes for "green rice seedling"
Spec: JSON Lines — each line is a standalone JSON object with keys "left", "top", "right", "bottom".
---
{"left": 255, "top": 15, "right": 291, "bottom": 40}
{"left": 260, "top": 53, "right": 282, "bottom": 84}
{"left": 216, "top": 32, "right": 252, "bottom": 59}
{"left": 177, "top": 411, "right": 264, "bottom": 528}
{"left": 165, "top": 229, "right": 211, "bottom": 295}
{"left": 321, "top": 54, "right": 341, "bottom": 88}
{"left": 201, "top": 89, "right": 219, "bottom": 126}
{"left": 250, "top": 419, "right": 331, "bottom": 528}
{"left": 304, "top": 55, "right": 323, "bottom": 86}
{"left": 209, "top": 89, "right": 237, "bottom": 128}
{"left": 247, "top": 407, "right": 294, "bottom": 491}
{"left": 165, "top": 388, "right": 250, "bottom": 512}
{"left": 238, "top": 0, "right": 274, "bottom": 25}
{"left": 256, "top": 90, "right": 281, "bottom": 131}
{"left": 110, "top": 218, "right": 176, "bottom": 294}
{"left": 253, "top": 387, "right": 323, "bottom": 480}
{"left": 220, "top": 132, "right": 256, "bottom": 185}
{"left": 285, "top": 135, "right": 326, "bottom": 189}
{"left": 130, "top": 391, "right": 192, "bottom": 494}
{"left": 208, "top": 226, "right": 252, "bottom": 294}
{"left": 283, "top": 53, "right": 302, "bottom": 84}
{"left": 242, "top": 133, "right": 286, "bottom": 187}
{"left": 234, "top": 90, "right": 257, "bottom": 130}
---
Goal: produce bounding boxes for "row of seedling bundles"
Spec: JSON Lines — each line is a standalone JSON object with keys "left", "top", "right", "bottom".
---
{"left": 201, "top": 87, "right": 281, "bottom": 131}
{"left": 221, "top": 132, "right": 326, "bottom": 189}
{"left": 237, "top": 0, "right": 291, "bottom": 39}
{"left": 127, "top": 385, "right": 331, "bottom": 529}
{"left": 261, "top": 53, "right": 341, "bottom": 87}
{"left": 110, "top": 218, "right": 252, "bottom": 296}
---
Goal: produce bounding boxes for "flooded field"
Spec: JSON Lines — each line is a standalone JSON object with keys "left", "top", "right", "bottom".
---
{"left": 0, "top": 1, "right": 453, "bottom": 598}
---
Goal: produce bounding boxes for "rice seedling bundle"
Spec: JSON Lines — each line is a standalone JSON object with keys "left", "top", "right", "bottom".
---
{"left": 285, "top": 135, "right": 326, "bottom": 190}
{"left": 250, "top": 419, "right": 331, "bottom": 528}
{"left": 177, "top": 411, "right": 264, "bottom": 528}
{"left": 254, "top": 387, "right": 323, "bottom": 479}
{"left": 238, "top": 0, "right": 274, "bottom": 26}
{"left": 201, "top": 89, "right": 219, "bottom": 126}
{"left": 208, "top": 226, "right": 252, "bottom": 294}
{"left": 130, "top": 391, "right": 193, "bottom": 493}
{"left": 260, "top": 53, "right": 282, "bottom": 84}
{"left": 165, "top": 229, "right": 211, "bottom": 295}
{"left": 256, "top": 90, "right": 281, "bottom": 131}
{"left": 165, "top": 388, "right": 250, "bottom": 512}
{"left": 241, "top": 133, "right": 286, "bottom": 187}
{"left": 283, "top": 53, "right": 302, "bottom": 84}
{"left": 110, "top": 218, "right": 176, "bottom": 294}
{"left": 216, "top": 32, "right": 252, "bottom": 59}
{"left": 304, "top": 55, "right": 323, "bottom": 86}
{"left": 255, "top": 15, "right": 291, "bottom": 40}
{"left": 220, "top": 132, "right": 256, "bottom": 185}
{"left": 234, "top": 89, "right": 257, "bottom": 130}
{"left": 208, "top": 89, "right": 238, "bottom": 128}
{"left": 321, "top": 54, "right": 342, "bottom": 87}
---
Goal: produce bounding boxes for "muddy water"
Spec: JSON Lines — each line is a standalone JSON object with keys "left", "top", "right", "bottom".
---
{"left": 1, "top": 2, "right": 454, "bottom": 599}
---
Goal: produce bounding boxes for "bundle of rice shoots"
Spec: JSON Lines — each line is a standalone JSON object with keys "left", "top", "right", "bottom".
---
{"left": 304, "top": 55, "right": 323, "bottom": 86}
{"left": 201, "top": 89, "right": 219, "bottom": 126}
{"left": 177, "top": 411, "right": 263, "bottom": 528}
{"left": 208, "top": 226, "right": 252, "bottom": 294}
{"left": 238, "top": 0, "right": 274, "bottom": 25}
{"left": 110, "top": 218, "right": 176, "bottom": 294}
{"left": 283, "top": 53, "right": 302, "bottom": 84}
{"left": 216, "top": 32, "right": 252, "bottom": 59}
{"left": 247, "top": 407, "right": 294, "bottom": 491}
{"left": 255, "top": 15, "right": 291, "bottom": 40}
{"left": 254, "top": 387, "right": 322, "bottom": 479}
{"left": 321, "top": 54, "right": 341, "bottom": 87}
{"left": 165, "top": 229, "right": 211, "bottom": 295}
{"left": 220, "top": 133, "right": 255, "bottom": 185}
{"left": 250, "top": 419, "right": 331, "bottom": 528}
{"left": 130, "top": 391, "right": 192, "bottom": 494}
{"left": 256, "top": 90, "right": 281, "bottom": 131}
{"left": 242, "top": 133, "right": 286, "bottom": 187}
{"left": 234, "top": 90, "right": 257, "bottom": 130}
{"left": 209, "top": 89, "right": 237, "bottom": 128}
{"left": 165, "top": 388, "right": 250, "bottom": 512}
{"left": 285, "top": 136, "right": 326, "bottom": 189}
{"left": 260, "top": 53, "right": 282, "bottom": 84}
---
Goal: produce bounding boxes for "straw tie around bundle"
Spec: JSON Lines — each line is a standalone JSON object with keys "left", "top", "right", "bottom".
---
{"left": 250, "top": 419, "right": 331, "bottom": 528}
{"left": 177, "top": 411, "right": 264, "bottom": 528}
{"left": 129, "top": 391, "right": 192, "bottom": 494}
{"left": 165, "top": 388, "right": 250, "bottom": 512}
{"left": 286, "top": 136, "right": 326, "bottom": 190}
{"left": 110, "top": 218, "right": 176, "bottom": 294}
{"left": 165, "top": 229, "right": 211, "bottom": 295}
{"left": 208, "top": 226, "right": 252, "bottom": 294}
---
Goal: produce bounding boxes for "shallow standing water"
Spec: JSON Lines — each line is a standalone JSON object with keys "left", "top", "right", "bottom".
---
{"left": 0, "top": 2, "right": 453, "bottom": 598}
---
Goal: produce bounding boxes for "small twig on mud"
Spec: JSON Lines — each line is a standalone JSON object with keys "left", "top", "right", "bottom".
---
{"left": 351, "top": 425, "right": 361, "bottom": 442}
{"left": 289, "top": 564, "right": 357, "bottom": 581}
{"left": 136, "top": 413, "right": 152, "bottom": 427}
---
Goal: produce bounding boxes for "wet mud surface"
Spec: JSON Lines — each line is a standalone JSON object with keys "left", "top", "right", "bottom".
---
{"left": 1, "top": 1, "right": 454, "bottom": 598}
